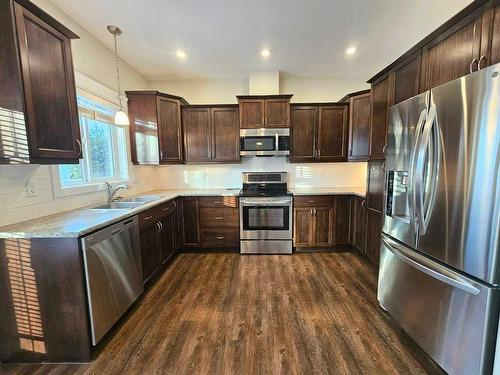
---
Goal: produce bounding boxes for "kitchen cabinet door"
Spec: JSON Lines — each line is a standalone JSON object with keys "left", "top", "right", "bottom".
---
{"left": 350, "top": 196, "right": 366, "bottom": 253}
{"left": 140, "top": 223, "right": 161, "bottom": 283}
{"left": 181, "top": 197, "right": 200, "bottom": 247}
{"left": 264, "top": 98, "right": 290, "bottom": 127}
{"left": 314, "top": 207, "right": 334, "bottom": 246}
{"left": 334, "top": 196, "right": 351, "bottom": 245}
{"left": 348, "top": 92, "right": 371, "bottom": 161}
{"left": 294, "top": 208, "right": 313, "bottom": 247}
{"left": 157, "top": 96, "right": 183, "bottom": 164}
{"left": 367, "top": 160, "right": 385, "bottom": 213}
{"left": 370, "top": 77, "right": 390, "bottom": 160}
{"left": 211, "top": 107, "right": 240, "bottom": 162}
{"left": 366, "top": 208, "right": 383, "bottom": 264}
{"left": 159, "top": 212, "right": 175, "bottom": 264}
{"left": 239, "top": 99, "right": 264, "bottom": 128}
{"left": 488, "top": 5, "right": 500, "bottom": 66}
{"left": 392, "top": 52, "right": 421, "bottom": 104}
{"left": 175, "top": 198, "right": 184, "bottom": 249}
{"left": 290, "top": 106, "right": 317, "bottom": 162}
{"left": 183, "top": 107, "right": 211, "bottom": 162}
{"left": 14, "top": 2, "right": 81, "bottom": 163}
{"left": 317, "top": 106, "right": 348, "bottom": 162}
{"left": 420, "top": 12, "right": 482, "bottom": 91}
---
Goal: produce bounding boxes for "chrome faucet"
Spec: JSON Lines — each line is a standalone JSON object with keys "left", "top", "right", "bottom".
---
{"left": 105, "top": 182, "right": 131, "bottom": 203}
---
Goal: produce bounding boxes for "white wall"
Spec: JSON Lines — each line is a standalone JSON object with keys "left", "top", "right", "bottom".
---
{"left": 151, "top": 74, "right": 369, "bottom": 104}
{"left": 0, "top": 0, "right": 157, "bottom": 227}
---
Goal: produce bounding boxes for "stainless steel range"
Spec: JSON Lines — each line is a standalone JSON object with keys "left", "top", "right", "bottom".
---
{"left": 239, "top": 172, "right": 292, "bottom": 254}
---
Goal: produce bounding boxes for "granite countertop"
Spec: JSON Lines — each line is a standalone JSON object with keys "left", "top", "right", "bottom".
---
{"left": 289, "top": 186, "right": 366, "bottom": 198}
{"left": 0, "top": 187, "right": 365, "bottom": 239}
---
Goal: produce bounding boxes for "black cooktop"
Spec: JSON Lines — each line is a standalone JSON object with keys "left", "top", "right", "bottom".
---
{"left": 239, "top": 182, "right": 291, "bottom": 197}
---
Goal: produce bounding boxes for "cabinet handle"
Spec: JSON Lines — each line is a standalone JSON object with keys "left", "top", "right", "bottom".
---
{"left": 478, "top": 55, "right": 486, "bottom": 70}
{"left": 156, "top": 222, "right": 161, "bottom": 233}
{"left": 317, "top": 149, "right": 321, "bottom": 158}
{"left": 470, "top": 58, "right": 478, "bottom": 73}
{"left": 75, "top": 139, "right": 82, "bottom": 157}
{"left": 216, "top": 236, "right": 225, "bottom": 240}
{"left": 214, "top": 217, "right": 224, "bottom": 220}
{"left": 144, "top": 215, "right": 153, "bottom": 221}
{"left": 213, "top": 200, "right": 222, "bottom": 204}
{"left": 382, "top": 144, "right": 387, "bottom": 156}
{"left": 361, "top": 200, "right": 366, "bottom": 209}
{"left": 308, "top": 200, "right": 316, "bottom": 203}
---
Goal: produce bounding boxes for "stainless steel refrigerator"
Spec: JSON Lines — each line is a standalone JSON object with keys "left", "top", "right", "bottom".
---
{"left": 378, "top": 62, "right": 500, "bottom": 375}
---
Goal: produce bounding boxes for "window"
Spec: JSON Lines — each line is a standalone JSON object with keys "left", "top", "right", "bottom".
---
{"left": 54, "top": 94, "right": 129, "bottom": 194}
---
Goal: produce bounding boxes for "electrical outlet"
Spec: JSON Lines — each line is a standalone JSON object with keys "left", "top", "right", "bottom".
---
{"left": 201, "top": 172, "right": 208, "bottom": 183}
{"left": 320, "top": 171, "right": 325, "bottom": 178}
{"left": 26, "top": 180, "right": 37, "bottom": 197}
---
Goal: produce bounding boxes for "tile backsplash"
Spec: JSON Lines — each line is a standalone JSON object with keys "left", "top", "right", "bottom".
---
{"left": 156, "top": 158, "right": 367, "bottom": 190}
{"left": 0, "top": 159, "right": 366, "bottom": 227}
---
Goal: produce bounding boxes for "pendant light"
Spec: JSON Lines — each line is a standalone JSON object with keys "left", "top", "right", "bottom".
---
{"left": 107, "top": 25, "right": 129, "bottom": 126}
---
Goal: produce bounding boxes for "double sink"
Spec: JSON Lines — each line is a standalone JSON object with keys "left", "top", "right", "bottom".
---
{"left": 91, "top": 195, "right": 161, "bottom": 210}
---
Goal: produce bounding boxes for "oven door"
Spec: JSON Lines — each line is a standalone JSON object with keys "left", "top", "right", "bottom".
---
{"left": 240, "top": 197, "right": 292, "bottom": 240}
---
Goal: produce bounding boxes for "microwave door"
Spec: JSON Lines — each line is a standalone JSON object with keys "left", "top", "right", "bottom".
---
{"left": 383, "top": 92, "right": 429, "bottom": 249}
{"left": 240, "top": 136, "right": 276, "bottom": 156}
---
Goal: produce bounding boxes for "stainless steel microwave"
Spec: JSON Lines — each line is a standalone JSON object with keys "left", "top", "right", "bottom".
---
{"left": 240, "top": 128, "right": 290, "bottom": 157}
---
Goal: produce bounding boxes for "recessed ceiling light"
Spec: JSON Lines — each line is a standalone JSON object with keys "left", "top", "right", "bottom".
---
{"left": 176, "top": 50, "right": 186, "bottom": 58}
{"left": 346, "top": 46, "right": 357, "bottom": 55}
{"left": 261, "top": 49, "right": 271, "bottom": 57}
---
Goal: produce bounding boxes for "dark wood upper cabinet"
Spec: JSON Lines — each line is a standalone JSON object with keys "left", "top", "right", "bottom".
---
{"left": 420, "top": 10, "right": 483, "bottom": 92}
{"left": 317, "top": 106, "right": 348, "bottom": 162}
{"left": 0, "top": 0, "right": 81, "bottom": 164}
{"left": 348, "top": 91, "right": 371, "bottom": 161}
{"left": 211, "top": 107, "right": 240, "bottom": 162}
{"left": 289, "top": 106, "right": 317, "bottom": 162}
{"left": 290, "top": 103, "right": 348, "bottom": 163}
{"left": 237, "top": 95, "right": 292, "bottom": 128}
{"left": 486, "top": 4, "right": 500, "bottom": 66}
{"left": 127, "top": 91, "right": 184, "bottom": 165}
{"left": 182, "top": 107, "right": 211, "bottom": 162}
{"left": 182, "top": 105, "right": 240, "bottom": 163}
{"left": 369, "top": 77, "right": 390, "bottom": 160}
{"left": 392, "top": 52, "right": 421, "bottom": 105}
{"left": 157, "top": 96, "right": 183, "bottom": 163}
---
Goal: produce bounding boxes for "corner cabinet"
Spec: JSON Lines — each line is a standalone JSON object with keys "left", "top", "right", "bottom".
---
{"left": 182, "top": 105, "right": 240, "bottom": 163}
{"left": 0, "top": 0, "right": 81, "bottom": 164}
{"left": 290, "top": 104, "right": 348, "bottom": 163}
{"left": 237, "top": 95, "right": 292, "bottom": 128}
{"left": 127, "top": 91, "right": 185, "bottom": 165}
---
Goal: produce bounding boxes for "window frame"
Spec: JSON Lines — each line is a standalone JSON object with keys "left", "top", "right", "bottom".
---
{"left": 51, "top": 83, "right": 130, "bottom": 198}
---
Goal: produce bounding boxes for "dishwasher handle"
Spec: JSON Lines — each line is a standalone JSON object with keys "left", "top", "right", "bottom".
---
{"left": 82, "top": 216, "right": 139, "bottom": 247}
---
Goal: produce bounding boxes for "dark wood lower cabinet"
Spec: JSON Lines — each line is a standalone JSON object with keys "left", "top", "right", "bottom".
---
{"left": 179, "top": 197, "right": 200, "bottom": 247}
{"left": 350, "top": 196, "right": 367, "bottom": 253}
{"left": 139, "top": 221, "right": 161, "bottom": 283}
{"left": 365, "top": 208, "right": 383, "bottom": 264}
{"left": 293, "top": 195, "right": 351, "bottom": 249}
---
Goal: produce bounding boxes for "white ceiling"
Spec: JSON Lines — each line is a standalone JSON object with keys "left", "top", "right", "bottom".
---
{"left": 49, "top": 0, "right": 472, "bottom": 81}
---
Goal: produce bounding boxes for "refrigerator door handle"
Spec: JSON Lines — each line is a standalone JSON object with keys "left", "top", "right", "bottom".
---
{"left": 381, "top": 235, "right": 480, "bottom": 295}
{"left": 411, "top": 109, "right": 428, "bottom": 225}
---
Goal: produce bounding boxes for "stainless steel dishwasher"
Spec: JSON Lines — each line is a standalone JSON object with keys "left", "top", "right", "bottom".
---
{"left": 81, "top": 216, "right": 143, "bottom": 345}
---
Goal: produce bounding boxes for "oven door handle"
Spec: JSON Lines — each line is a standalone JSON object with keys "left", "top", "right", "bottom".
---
{"left": 240, "top": 200, "right": 292, "bottom": 206}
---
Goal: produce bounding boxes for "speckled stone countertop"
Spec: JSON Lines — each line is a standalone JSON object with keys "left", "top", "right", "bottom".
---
{"left": 289, "top": 187, "right": 366, "bottom": 198}
{"left": 0, "top": 187, "right": 366, "bottom": 239}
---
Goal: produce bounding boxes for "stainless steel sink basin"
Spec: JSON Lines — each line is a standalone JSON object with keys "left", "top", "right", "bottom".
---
{"left": 91, "top": 202, "right": 144, "bottom": 210}
{"left": 120, "top": 195, "right": 161, "bottom": 203}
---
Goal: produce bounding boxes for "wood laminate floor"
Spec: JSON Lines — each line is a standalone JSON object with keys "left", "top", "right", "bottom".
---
{"left": 1, "top": 252, "right": 440, "bottom": 375}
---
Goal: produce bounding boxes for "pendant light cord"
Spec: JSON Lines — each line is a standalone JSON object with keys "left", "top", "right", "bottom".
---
{"left": 113, "top": 32, "right": 123, "bottom": 110}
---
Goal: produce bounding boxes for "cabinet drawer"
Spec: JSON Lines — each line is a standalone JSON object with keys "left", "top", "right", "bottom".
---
{"left": 199, "top": 207, "right": 239, "bottom": 228}
{"left": 138, "top": 208, "right": 161, "bottom": 229}
{"left": 200, "top": 228, "right": 239, "bottom": 247}
{"left": 198, "top": 196, "right": 238, "bottom": 208}
{"left": 158, "top": 200, "right": 177, "bottom": 215}
{"left": 294, "top": 195, "right": 335, "bottom": 207}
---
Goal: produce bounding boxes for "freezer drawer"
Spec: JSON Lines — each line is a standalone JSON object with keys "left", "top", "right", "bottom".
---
{"left": 378, "top": 234, "right": 499, "bottom": 375}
